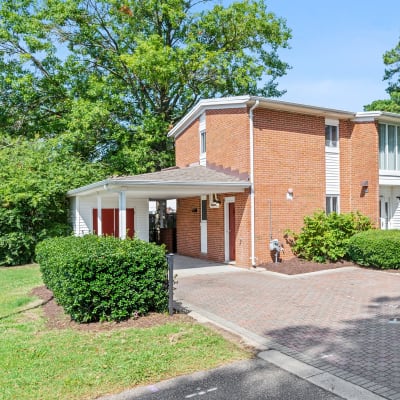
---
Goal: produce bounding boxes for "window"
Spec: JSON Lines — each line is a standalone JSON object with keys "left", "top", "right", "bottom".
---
{"left": 326, "top": 196, "right": 339, "bottom": 215}
{"left": 379, "top": 123, "right": 400, "bottom": 171}
{"left": 325, "top": 125, "right": 338, "bottom": 147}
{"left": 200, "top": 130, "right": 206, "bottom": 154}
{"left": 201, "top": 198, "right": 207, "bottom": 221}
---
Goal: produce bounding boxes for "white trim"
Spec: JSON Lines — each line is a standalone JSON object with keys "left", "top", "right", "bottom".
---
{"left": 379, "top": 173, "right": 400, "bottom": 186}
{"left": 119, "top": 191, "right": 127, "bottom": 239}
{"left": 199, "top": 113, "right": 206, "bottom": 166}
{"left": 224, "top": 197, "right": 235, "bottom": 262}
{"left": 354, "top": 111, "right": 400, "bottom": 123}
{"left": 325, "top": 118, "right": 339, "bottom": 126}
{"left": 97, "top": 195, "right": 102, "bottom": 236}
{"left": 200, "top": 195, "right": 207, "bottom": 254}
{"left": 75, "top": 197, "right": 80, "bottom": 236}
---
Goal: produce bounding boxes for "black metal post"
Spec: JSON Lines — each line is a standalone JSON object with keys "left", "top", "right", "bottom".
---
{"left": 166, "top": 253, "right": 174, "bottom": 316}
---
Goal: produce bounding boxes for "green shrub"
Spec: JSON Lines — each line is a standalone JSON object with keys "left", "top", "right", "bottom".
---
{"left": 35, "top": 235, "right": 168, "bottom": 322}
{"left": 348, "top": 230, "right": 400, "bottom": 269}
{"left": 286, "top": 211, "right": 373, "bottom": 263}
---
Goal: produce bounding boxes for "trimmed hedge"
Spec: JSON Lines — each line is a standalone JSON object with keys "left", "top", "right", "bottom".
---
{"left": 35, "top": 235, "right": 168, "bottom": 322}
{"left": 348, "top": 230, "right": 400, "bottom": 269}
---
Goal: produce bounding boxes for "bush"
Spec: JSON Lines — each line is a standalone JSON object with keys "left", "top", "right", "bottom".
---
{"left": 35, "top": 235, "right": 168, "bottom": 322}
{"left": 286, "top": 211, "right": 373, "bottom": 263}
{"left": 348, "top": 230, "right": 400, "bottom": 269}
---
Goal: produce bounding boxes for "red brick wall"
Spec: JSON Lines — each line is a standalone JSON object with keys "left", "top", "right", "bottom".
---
{"left": 176, "top": 197, "right": 201, "bottom": 257}
{"left": 175, "top": 120, "right": 199, "bottom": 167}
{"left": 338, "top": 119, "right": 353, "bottom": 213}
{"left": 348, "top": 122, "right": 379, "bottom": 226}
{"left": 206, "top": 108, "right": 250, "bottom": 173}
{"left": 252, "top": 108, "right": 326, "bottom": 263}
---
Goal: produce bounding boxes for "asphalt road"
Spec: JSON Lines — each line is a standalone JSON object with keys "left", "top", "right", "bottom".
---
{"left": 102, "top": 358, "right": 343, "bottom": 400}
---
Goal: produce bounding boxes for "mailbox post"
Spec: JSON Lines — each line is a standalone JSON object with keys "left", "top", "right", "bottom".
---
{"left": 166, "top": 253, "right": 174, "bottom": 316}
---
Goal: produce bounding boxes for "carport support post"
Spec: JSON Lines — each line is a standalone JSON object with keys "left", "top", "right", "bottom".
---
{"left": 166, "top": 253, "right": 174, "bottom": 316}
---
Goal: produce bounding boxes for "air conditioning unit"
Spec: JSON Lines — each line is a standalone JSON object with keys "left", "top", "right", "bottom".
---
{"left": 209, "top": 193, "right": 221, "bottom": 208}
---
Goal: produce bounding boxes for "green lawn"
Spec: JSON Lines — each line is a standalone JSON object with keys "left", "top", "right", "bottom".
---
{"left": 0, "top": 265, "right": 250, "bottom": 400}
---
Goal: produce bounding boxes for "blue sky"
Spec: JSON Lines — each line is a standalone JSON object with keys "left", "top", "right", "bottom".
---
{"left": 257, "top": 0, "right": 400, "bottom": 111}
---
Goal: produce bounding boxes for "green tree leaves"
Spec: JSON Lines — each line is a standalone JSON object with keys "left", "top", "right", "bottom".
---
{"left": 365, "top": 37, "right": 400, "bottom": 112}
{"left": 0, "top": 0, "right": 291, "bottom": 172}
{"left": 0, "top": 1, "right": 291, "bottom": 264}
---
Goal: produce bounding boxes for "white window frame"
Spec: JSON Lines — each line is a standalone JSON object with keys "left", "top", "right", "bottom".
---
{"left": 326, "top": 195, "right": 340, "bottom": 215}
{"left": 379, "top": 123, "right": 400, "bottom": 172}
{"left": 199, "top": 113, "right": 206, "bottom": 166}
{"left": 325, "top": 118, "right": 339, "bottom": 151}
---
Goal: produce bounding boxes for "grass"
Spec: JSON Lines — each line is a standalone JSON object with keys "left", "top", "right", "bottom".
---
{"left": 0, "top": 265, "right": 250, "bottom": 400}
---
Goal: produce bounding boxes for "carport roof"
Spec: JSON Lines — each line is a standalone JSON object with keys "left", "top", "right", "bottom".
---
{"left": 67, "top": 165, "right": 250, "bottom": 199}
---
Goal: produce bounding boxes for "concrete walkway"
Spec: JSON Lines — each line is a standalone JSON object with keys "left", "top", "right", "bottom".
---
{"left": 174, "top": 255, "right": 400, "bottom": 400}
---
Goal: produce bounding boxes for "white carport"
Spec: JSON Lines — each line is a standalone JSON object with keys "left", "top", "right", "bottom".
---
{"left": 67, "top": 165, "right": 250, "bottom": 241}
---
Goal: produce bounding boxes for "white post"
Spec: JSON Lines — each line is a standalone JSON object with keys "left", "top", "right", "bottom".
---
{"left": 97, "top": 195, "right": 102, "bottom": 236}
{"left": 75, "top": 196, "right": 80, "bottom": 236}
{"left": 119, "top": 191, "right": 127, "bottom": 239}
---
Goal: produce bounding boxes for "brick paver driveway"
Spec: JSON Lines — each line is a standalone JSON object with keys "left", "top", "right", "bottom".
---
{"left": 175, "top": 260, "right": 400, "bottom": 400}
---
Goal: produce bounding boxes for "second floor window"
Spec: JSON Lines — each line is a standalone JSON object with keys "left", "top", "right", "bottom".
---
{"left": 379, "top": 123, "right": 400, "bottom": 171}
{"left": 325, "top": 125, "right": 338, "bottom": 148}
{"left": 200, "top": 130, "right": 206, "bottom": 154}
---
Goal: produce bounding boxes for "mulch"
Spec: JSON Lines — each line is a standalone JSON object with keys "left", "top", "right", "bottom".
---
{"left": 30, "top": 286, "right": 192, "bottom": 332}
{"left": 259, "top": 257, "right": 356, "bottom": 275}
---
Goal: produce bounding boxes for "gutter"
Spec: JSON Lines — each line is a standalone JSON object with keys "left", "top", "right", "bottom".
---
{"left": 249, "top": 100, "right": 259, "bottom": 267}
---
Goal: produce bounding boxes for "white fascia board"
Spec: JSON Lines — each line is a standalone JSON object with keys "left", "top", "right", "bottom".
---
{"left": 67, "top": 179, "right": 250, "bottom": 197}
{"left": 354, "top": 111, "right": 400, "bottom": 123}
{"left": 250, "top": 96, "right": 356, "bottom": 119}
{"left": 66, "top": 179, "right": 112, "bottom": 197}
{"left": 167, "top": 96, "right": 250, "bottom": 139}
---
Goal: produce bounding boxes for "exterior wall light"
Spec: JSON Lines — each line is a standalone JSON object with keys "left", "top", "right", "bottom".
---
{"left": 360, "top": 180, "right": 368, "bottom": 193}
{"left": 286, "top": 188, "right": 294, "bottom": 200}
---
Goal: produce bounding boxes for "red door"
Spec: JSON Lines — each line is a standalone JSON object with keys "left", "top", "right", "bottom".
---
{"left": 93, "top": 208, "right": 134, "bottom": 238}
{"left": 229, "top": 203, "right": 236, "bottom": 261}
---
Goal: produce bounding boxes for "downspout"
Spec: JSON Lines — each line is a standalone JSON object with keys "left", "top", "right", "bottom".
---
{"left": 249, "top": 100, "right": 259, "bottom": 267}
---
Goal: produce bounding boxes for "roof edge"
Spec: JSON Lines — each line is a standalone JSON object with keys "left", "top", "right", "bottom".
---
{"left": 354, "top": 111, "right": 400, "bottom": 123}
{"left": 168, "top": 96, "right": 251, "bottom": 138}
{"left": 167, "top": 96, "right": 357, "bottom": 139}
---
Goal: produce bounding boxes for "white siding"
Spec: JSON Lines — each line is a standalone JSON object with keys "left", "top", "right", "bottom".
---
{"left": 70, "top": 195, "right": 149, "bottom": 241}
{"left": 325, "top": 151, "right": 340, "bottom": 194}
{"left": 390, "top": 203, "right": 400, "bottom": 229}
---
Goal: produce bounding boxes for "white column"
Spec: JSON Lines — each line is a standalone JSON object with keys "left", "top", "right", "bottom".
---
{"left": 75, "top": 197, "right": 80, "bottom": 236}
{"left": 119, "top": 191, "right": 127, "bottom": 239}
{"left": 96, "top": 195, "right": 102, "bottom": 236}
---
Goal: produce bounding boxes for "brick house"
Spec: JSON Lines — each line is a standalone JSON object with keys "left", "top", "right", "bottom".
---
{"left": 68, "top": 96, "right": 400, "bottom": 266}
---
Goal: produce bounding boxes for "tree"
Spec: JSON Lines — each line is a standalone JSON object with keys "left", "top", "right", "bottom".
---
{"left": 0, "top": 137, "right": 106, "bottom": 265}
{"left": 0, "top": 0, "right": 291, "bottom": 174}
{"left": 365, "top": 38, "right": 400, "bottom": 112}
{"left": 0, "top": 0, "right": 292, "bottom": 264}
